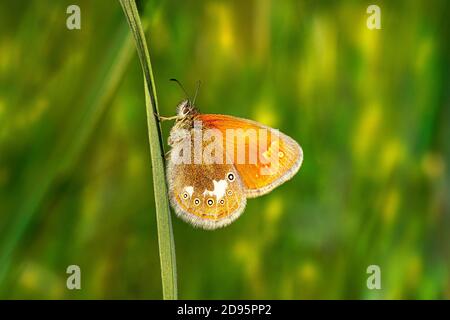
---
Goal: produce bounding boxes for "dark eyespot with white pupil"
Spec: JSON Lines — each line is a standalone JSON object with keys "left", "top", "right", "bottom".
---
{"left": 219, "top": 199, "right": 225, "bottom": 205}
{"left": 207, "top": 199, "right": 214, "bottom": 206}
{"left": 182, "top": 192, "right": 189, "bottom": 199}
{"left": 194, "top": 198, "right": 200, "bottom": 206}
{"left": 227, "top": 172, "right": 235, "bottom": 181}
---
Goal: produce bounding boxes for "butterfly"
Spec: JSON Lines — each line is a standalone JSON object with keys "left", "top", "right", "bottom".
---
{"left": 162, "top": 86, "right": 303, "bottom": 230}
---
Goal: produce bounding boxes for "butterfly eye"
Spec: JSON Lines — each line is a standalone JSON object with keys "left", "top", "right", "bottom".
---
{"left": 194, "top": 198, "right": 200, "bottom": 206}
{"left": 207, "top": 198, "right": 214, "bottom": 206}
{"left": 219, "top": 199, "right": 225, "bottom": 205}
{"left": 227, "top": 190, "right": 233, "bottom": 196}
{"left": 182, "top": 192, "right": 189, "bottom": 199}
{"left": 227, "top": 172, "right": 235, "bottom": 182}
{"left": 181, "top": 104, "right": 191, "bottom": 115}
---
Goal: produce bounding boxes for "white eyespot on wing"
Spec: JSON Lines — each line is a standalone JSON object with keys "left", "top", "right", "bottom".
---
{"left": 184, "top": 186, "right": 194, "bottom": 198}
{"left": 202, "top": 179, "right": 228, "bottom": 201}
{"left": 226, "top": 172, "right": 235, "bottom": 182}
{"left": 206, "top": 198, "right": 214, "bottom": 207}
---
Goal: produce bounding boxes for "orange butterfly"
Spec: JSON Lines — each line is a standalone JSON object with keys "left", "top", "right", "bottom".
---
{"left": 164, "top": 96, "right": 303, "bottom": 230}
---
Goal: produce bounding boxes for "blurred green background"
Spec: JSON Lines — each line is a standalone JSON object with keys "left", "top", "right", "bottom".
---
{"left": 0, "top": 0, "right": 449, "bottom": 299}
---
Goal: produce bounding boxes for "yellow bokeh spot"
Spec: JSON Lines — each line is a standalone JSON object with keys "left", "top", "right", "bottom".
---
{"left": 29, "top": 98, "right": 48, "bottom": 123}
{"left": 358, "top": 16, "right": 380, "bottom": 62}
{"left": 50, "top": 283, "right": 64, "bottom": 299}
{"left": 233, "top": 239, "right": 265, "bottom": 295}
{"left": 149, "top": 8, "right": 169, "bottom": 52}
{"left": 92, "top": 258, "right": 110, "bottom": 295}
{"left": 253, "top": 101, "right": 278, "bottom": 128}
{"left": 353, "top": 103, "right": 381, "bottom": 160}
{"left": 0, "top": 99, "right": 4, "bottom": 118}
{"left": 298, "top": 16, "right": 337, "bottom": 99}
{"left": 264, "top": 196, "right": 283, "bottom": 225}
{"left": 233, "top": 240, "right": 259, "bottom": 275}
{"left": 127, "top": 150, "right": 145, "bottom": 178}
{"left": 312, "top": 16, "right": 337, "bottom": 83}
{"left": 406, "top": 255, "right": 422, "bottom": 287}
{"left": 415, "top": 38, "right": 434, "bottom": 73}
{"left": 78, "top": 182, "right": 102, "bottom": 241}
{"left": 20, "top": 265, "right": 39, "bottom": 290}
{"left": 208, "top": 3, "right": 234, "bottom": 53}
{"left": 298, "top": 262, "right": 317, "bottom": 283}
{"left": 382, "top": 188, "right": 400, "bottom": 225}
{"left": 82, "top": 183, "right": 100, "bottom": 218}
{"left": 233, "top": 239, "right": 252, "bottom": 261}
{"left": 19, "top": 262, "right": 62, "bottom": 297}
{"left": 379, "top": 139, "right": 405, "bottom": 178}
{"left": 421, "top": 153, "right": 445, "bottom": 180}
{"left": 0, "top": 38, "right": 18, "bottom": 74}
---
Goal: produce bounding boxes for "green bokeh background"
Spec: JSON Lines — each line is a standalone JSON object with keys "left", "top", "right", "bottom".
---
{"left": 0, "top": 0, "right": 449, "bottom": 299}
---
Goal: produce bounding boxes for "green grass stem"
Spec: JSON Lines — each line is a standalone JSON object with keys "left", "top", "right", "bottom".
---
{"left": 119, "top": 0, "right": 178, "bottom": 300}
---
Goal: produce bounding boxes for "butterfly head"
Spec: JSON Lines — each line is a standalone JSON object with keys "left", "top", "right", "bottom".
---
{"left": 170, "top": 79, "right": 201, "bottom": 122}
{"left": 176, "top": 99, "right": 198, "bottom": 120}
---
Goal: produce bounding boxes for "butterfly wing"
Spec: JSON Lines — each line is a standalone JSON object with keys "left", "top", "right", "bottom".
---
{"left": 198, "top": 114, "right": 303, "bottom": 198}
{"left": 167, "top": 134, "right": 246, "bottom": 229}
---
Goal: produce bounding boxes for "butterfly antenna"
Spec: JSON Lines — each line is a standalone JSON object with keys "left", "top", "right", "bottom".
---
{"left": 170, "top": 78, "right": 192, "bottom": 103}
{"left": 192, "top": 80, "right": 202, "bottom": 105}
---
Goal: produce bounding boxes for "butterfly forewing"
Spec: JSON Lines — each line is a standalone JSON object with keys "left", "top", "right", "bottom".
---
{"left": 199, "top": 114, "right": 303, "bottom": 198}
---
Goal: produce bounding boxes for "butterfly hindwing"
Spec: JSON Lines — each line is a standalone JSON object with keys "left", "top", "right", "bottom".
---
{"left": 166, "top": 131, "right": 247, "bottom": 230}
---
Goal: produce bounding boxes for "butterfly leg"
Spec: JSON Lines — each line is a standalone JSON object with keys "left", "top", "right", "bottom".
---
{"left": 155, "top": 113, "right": 179, "bottom": 122}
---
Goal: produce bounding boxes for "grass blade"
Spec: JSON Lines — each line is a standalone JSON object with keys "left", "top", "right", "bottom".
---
{"left": 119, "top": 0, "right": 178, "bottom": 300}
